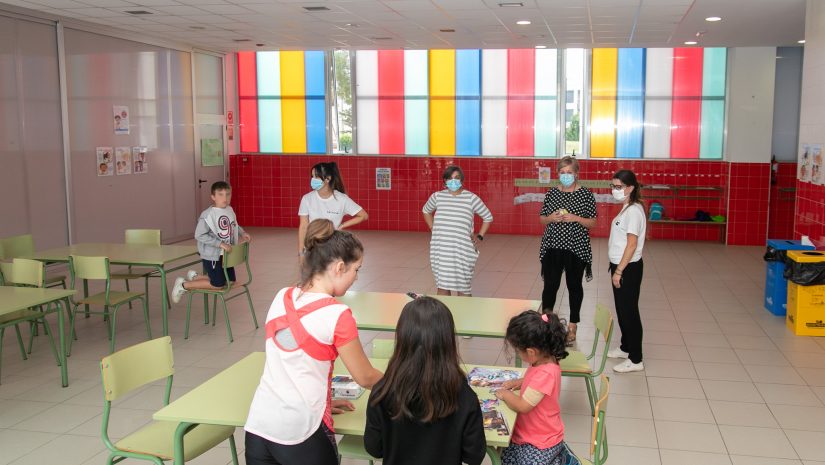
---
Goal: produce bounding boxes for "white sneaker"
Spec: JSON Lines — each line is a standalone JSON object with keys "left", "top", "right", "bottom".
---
{"left": 172, "top": 277, "right": 187, "bottom": 304}
{"left": 607, "top": 348, "right": 630, "bottom": 359}
{"left": 613, "top": 359, "right": 644, "bottom": 373}
{"left": 186, "top": 270, "right": 199, "bottom": 281}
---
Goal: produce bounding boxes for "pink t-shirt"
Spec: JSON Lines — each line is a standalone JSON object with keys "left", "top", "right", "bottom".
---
{"left": 511, "top": 363, "right": 564, "bottom": 449}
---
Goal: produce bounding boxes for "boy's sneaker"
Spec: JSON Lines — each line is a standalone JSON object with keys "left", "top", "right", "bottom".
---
{"left": 607, "top": 348, "right": 630, "bottom": 359}
{"left": 172, "top": 277, "right": 187, "bottom": 304}
{"left": 186, "top": 270, "right": 199, "bottom": 281}
{"left": 613, "top": 359, "right": 644, "bottom": 373}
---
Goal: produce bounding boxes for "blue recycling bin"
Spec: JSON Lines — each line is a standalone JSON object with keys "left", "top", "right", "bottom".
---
{"left": 765, "top": 239, "right": 815, "bottom": 315}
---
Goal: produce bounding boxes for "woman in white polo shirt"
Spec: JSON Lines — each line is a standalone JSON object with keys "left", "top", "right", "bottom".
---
{"left": 298, "top": 162, "right": 368, "bottom": 257}
{"left": 606, "top": 170, "right": 647, "bottom": 373}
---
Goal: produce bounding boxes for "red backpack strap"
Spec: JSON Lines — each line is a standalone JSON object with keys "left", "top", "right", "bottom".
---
{"left": 265, "top": 288, "right": 342, "bottom": 361}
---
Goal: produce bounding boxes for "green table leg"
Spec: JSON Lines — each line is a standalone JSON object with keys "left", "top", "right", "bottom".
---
{"left": 83, "top": 279, "right": 90, "bottom": 318}
{"left": 156, "top": 266, "right": 169, "bottom": 336}
{"left": 173, "top": 422, "right": 197, "bottom": 465}
{"left": 58, "top": 298, "right": 68, "bottom": 387}
{"left": 486, "top": 446, "right": 502, "bottom": 465}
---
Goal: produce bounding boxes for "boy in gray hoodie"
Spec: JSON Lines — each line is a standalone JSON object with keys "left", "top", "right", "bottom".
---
{"left": 172, "top": 181, "right": 251, "bottom": 303}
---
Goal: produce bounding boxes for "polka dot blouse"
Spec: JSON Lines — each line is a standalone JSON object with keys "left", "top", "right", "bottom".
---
{"left": 538, "top": 187, "right": 597, "bottom": 280}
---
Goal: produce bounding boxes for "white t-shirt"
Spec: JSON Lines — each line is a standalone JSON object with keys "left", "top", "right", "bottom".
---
{"left": 298, "top": 190, "right": 363, "bottom": 229}
{"left": 244, "top": 287, "right": 358, "bottom": 445}
{"left": 608, "top": 203, "right": 646, "bottom": 264}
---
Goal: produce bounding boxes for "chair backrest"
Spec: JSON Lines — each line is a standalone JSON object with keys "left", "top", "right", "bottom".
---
{"left": 1, "top": 234, "right": 34, "bottom": 259}
{"left": 125, "top": 229, "right": 161, "bottom": 246}
{"left": 11, "top": 258, "right": 45, "bottom": 287}
{"left": 0, "top": 261, "right": 12, "bottom": 285}
{"left": 589, "top": 375, "right": 610, "bottom": 464}
{"left": 595, "top": 304, "right": 613, "bottom": 342}
{"left": 70, "top": 255, "right": 110, "bottom": 281}
{"left": 372, "top": 339, "right": 395, "bottom": 358}
{"left": 223, "top": 241, "right": 248, "bottom": 269}
{"left": 100, "top": 336, "right": 174, "bottom": 402}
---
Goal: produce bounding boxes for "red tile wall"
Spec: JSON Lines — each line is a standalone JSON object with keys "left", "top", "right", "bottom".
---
{"left": 727, "top": 163, "right": 770, "bottom": 246}
{"left": 794, "top": 178, "right": 825, "bottom": 248}
{"left": 229, "top": 155, "right": 733, "bottom": 242}
{"left": 768, "top": 162, "right": 797, "bottom": 240}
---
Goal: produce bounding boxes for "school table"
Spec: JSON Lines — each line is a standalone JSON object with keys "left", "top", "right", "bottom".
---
{"left": 28, "top": 243, "right": 199, "bottom": 336}
{"left": 0, "top": 286, "right": 75, "bottom": 386}
{"left": 153, "top": 352, "right": 521, "bottom": 465}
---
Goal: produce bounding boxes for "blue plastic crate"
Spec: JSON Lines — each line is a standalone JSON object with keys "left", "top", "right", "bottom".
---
{"left": 765, "top": 239, "right": 815, "bottom": 316}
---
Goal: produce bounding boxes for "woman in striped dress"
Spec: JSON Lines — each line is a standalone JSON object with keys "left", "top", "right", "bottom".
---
{"left": 422, "top": 166, "right": 493, "bottom": 296}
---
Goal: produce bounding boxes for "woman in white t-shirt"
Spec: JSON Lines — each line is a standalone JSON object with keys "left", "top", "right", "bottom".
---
{"left": 605, "top": 170, "right": 647, "bottom": 374}
{"left": 298, "top": 162, "right": 368, "bottom": 258}
{"left": 245, "top": 219, "right": 383, "bottom": 465}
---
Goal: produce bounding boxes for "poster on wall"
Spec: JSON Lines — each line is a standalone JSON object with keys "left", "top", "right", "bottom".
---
{"left": 201, "top": 138, "right": 224, "bottom": 166}
{"left": 132, "top": 147, "right": 148, "bottom": 174}
{"left": 96, "top": 147, "right": 113, "bottom": 176}
{"left": 113, "top": 105, "right": 130, "bottom": 135}
{"left": 538, "top": 167, "right": 552, "bottom": 184}
{"left": 115, "top": 146, "right": 131, "bottom": 175}
{"left": 799, "top": 143, "right": 812, "bottom": 183}
{"left": 813, "top": 144, "right": 824, "bottom": 186}
{"left": 376, "top": 168, "right": 391, "bottom": 190}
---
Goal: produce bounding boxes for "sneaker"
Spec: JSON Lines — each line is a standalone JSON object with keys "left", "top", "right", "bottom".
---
{"left": 607, "top": 348, "right": 630, "bottom": 359}
{"left": 613, "top": 359, "right": 644, "bottom": 373}
{"left": 171, "top": 277, "right": 187, "bottom": 304}
{"left": 186, "top": 270, "right": 199, "bottom": 281}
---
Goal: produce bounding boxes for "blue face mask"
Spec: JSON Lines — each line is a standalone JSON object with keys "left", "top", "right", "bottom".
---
{"left": 310, "top": 178, "right": 324, "bottom": 191}
{"left": 559, "top": 173, "right": 576, "bottom": 187}
{"left": 446, "top": 179, "right": 462, "bottom": 192}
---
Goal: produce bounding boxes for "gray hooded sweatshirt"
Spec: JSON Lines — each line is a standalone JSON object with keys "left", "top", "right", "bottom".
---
{"left": 195, "top": 206, "right": 245, "bottom": 261}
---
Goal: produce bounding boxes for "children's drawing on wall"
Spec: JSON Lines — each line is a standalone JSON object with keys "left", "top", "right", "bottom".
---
{"left": 113, "top": 105, "right": 130, "bottom": 135}
{"left": 132, "top": 146, "right": 148, "bottom": 174}
{"left": 798, "top": 143, "right": 812, "bottom": 183}
{"left": 115, "top": 146, "right": 131, "bottom": 175}
{"left": 97, "top": 147, "right": 113, "bottom": 177}
{"left": 538, "top": 166, "right": 552, "bottom": 184}
{"left": 812, "top": 144, "right": 824, "bottom": 186}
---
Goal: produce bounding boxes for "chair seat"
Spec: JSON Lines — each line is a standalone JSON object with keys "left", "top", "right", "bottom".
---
{"left": 111, "top": 268, "right": 156, "bottom": 280}
{"left": 337, "top": 435, "right": 374, "bottom": 460}
{"left": 0, "top": 309, "right": 44, "bottom": 325}
{"left": 115, "top": 420, "right": 235, "bottom": 461}
{"left": 559, "top": 350, "right": 592, "bottom": 374}
{"left": 77, "top": 291, "right": 143, "bottom": 306}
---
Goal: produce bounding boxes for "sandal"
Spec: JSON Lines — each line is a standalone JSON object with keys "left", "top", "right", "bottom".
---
{"left": 565, "top": 323, "right": 577, "bottom": 346}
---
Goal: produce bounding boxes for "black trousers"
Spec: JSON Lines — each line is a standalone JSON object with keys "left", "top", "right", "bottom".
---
{"left": 541, "top": 249, "right": 586, "bottom": 324}
{"left": 245, "top": 423, "right": 338, "bottom": 465}
{"left": 609, "top": 260, "right": 644, "bottom": 364}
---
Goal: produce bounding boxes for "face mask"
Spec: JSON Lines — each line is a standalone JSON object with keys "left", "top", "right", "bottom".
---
{"left": 446, "top": 179, "right": 462, "bottom": 192}
{"left": 310, "top": 178, "right": 324, "bottom": 191}
{"left": 612, "top": 189, "right": 626, "bottom": 201}
{"left": 559, "top": 173, "right": 575, "bottom": 187}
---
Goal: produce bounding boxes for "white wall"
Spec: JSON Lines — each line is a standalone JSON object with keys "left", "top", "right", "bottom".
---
{"left": 799, "top": 0, "right": 825, "bottom": 155}
{"left": 773, "top": 47, "right": 804, "bottom": 161}
{"left": 726, "top": 47, "right": 777, "bottom": 163}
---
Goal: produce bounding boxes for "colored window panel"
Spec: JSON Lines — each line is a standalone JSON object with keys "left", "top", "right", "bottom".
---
{"left": 455, "top": 49, "right": 481, "bottom": 156}
{"left": 304, "top": 51, "right": 326, "bottom": 154}
{"left": 256, "top": 51, "right": 282, "bottom": 153}
{"left": 404, "top": 50, "right": 429, "bottom": 155}
{"left": 700, "top": 47, "right": 726, "bottom": 159}
{"left": 429, "top": 49, "right": 456, "bottom": 156}
{"left": 507, "top": 49, "right": 535, "bottom": 157}
{"left": 280, "top": 51, "right": 307, "bottom": 153}
{"left": 378, "top": 50, "right": 405, "bottom": 155}
{"left": 671, "top": 47, "right": 703, "bottom": 158}
{"left": 481, "top": 49, "right": 507, "bottom": 156}
{"left": 237, "top": 51, "right": 258, "bottom": 153}
{"left": 534, "top": 48, "right": 557, "bottom": 158}
{"left": 616, "top": 48, "right": 645, "bottom": 159}
{"left": 355, "top": 51, "right": 379, "bottom": 154}
{"left": 643, "top": 48, "right": 673, "bottom": 159}
{"left": 590, "top": 48, "right": 618, "bottom": 158}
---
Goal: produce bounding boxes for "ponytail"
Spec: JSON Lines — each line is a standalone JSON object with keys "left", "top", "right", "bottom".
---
{"left": 504, "top": 310, "right": 568, "bottom": 362}
{"left": 299, "top": 219, "right": 363, "bottom": 288}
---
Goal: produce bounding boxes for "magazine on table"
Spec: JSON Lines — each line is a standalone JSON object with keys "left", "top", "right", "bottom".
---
{"left": 331, "top": 375, "right": 364, "bottom": 400}
{"left": 467, "top": 367, "right": 520, "bottom": 389}
{"left": 479, "top": 398, "right": 510, "bottom": 436}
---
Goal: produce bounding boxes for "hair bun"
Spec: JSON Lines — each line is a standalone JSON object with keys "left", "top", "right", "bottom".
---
{"left": 304, "top": 219, "right": 336, "bottom": 251}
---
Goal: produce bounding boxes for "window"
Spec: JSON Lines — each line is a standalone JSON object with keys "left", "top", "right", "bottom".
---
{"left": 564, "top": 49, "right": 584, "bottom": 156}
{"left": 331, "top": 50, "right": 352, "bottom": 154}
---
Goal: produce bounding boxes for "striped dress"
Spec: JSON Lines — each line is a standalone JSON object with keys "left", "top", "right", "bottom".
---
{"left": 423, "top": 190, "right": 493, "bottom": 293}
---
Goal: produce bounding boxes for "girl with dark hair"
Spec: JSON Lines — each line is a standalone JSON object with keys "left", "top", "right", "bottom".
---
{"left": 365, "top": 296, "right": 486, "bottom": 465}
{"left": 495, "top": 311, "right": 572, "bottom": 465}
{"left": 298, "top": 162, "right": 368, "bottom": 258}
{"left": 606, "top": 169, "right": 647, "bottom": 373}
{"left": 245, "top": 219, "right": 383, "bottom": 465}
{"left": 422, "top": 165, "right": 494, "bottom": 296}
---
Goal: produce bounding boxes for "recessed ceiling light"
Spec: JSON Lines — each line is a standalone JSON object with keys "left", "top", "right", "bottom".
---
{"left": 344, "top": 23, "right": 359, "bottom": 28}
{"left": 516, "top": 20, "right": 531, "bottom": 25}
{"left": 125, "top": 10, "right": 152, "bottom": 15}
{"left": 535, "top": 45, "right": 546, "bottom": 49}
{"left": 705, "top": 16, "right": 722, "bottom": 22}
{"left": 799, "top": 39, "right": 806, "bottom": 44}
{"left": 498, "top": 2, "right": 524, "bottom": 7}
{"left": 684, "top": 41, "right": 698, "bottom": 45}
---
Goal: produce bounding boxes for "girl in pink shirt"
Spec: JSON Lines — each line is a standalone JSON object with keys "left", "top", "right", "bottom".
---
{"left": 495, "top": 310, "right": 572, "bottom": 465}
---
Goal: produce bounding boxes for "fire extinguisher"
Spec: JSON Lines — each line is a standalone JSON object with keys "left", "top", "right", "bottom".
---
{"left": 771, "top": 155, "right": 778, "bottom": 185}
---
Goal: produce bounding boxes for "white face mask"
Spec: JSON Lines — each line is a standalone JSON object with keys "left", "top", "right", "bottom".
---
{"left": 612, "top": 189, "right": 626, "bottom": 201}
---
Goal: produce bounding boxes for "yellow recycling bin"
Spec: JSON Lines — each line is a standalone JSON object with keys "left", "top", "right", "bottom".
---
{"left": 786, "top": 250, "right": 825, "bottom": 336}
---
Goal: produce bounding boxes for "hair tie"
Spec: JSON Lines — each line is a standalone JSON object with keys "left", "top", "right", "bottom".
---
{"left": 541, "top": 314, "right": 549, "bottom": 323}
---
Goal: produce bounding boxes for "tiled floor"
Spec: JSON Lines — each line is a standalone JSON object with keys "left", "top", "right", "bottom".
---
{"left": 2, "top": 227, "right": 825, "bottom": 465}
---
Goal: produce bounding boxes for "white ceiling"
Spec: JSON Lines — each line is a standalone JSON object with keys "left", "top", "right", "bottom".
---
{"left": 0, "top": 0, "right": 807, "bottom": 52}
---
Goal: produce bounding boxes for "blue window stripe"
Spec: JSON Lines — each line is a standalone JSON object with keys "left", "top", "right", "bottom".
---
{"left": 304, "top": 51, "right": 326, "bottom": 153}
{"left": 455, "top": 49, "right": 481, "bottom": 156}
{"left": 616, "top": 48, "right": 645, "bottom": 158}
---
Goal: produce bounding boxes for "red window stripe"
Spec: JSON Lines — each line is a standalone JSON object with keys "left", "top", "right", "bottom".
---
{"left": 507, "top": 49, "right": 535, "bottom": 157}
{"left": 378, "top": 50, "right": 405, "bottom": 155}
{"left": 237, "top": 52, "right": 259, "bottom": 153}
{"left": 670, "top": 48, "right": 703, "bottom": 158}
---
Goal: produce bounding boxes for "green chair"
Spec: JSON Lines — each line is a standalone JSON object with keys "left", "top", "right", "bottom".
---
{"left": 184, "top": 242, "right": 258, "bottom": 343}
{"left": 110, "top": 229, "right": 161, "bottom": 309}
{"left": 1, "top": 234, "right": 67, "bottom": 289}
{"left": 11, "top": 258, "right": 65, "bottom": 357}
{"left": 560, "top": 304, "right": 613, "bottom": 416}
{"left": 100, "top": 336, "right": 239, "bottom": 465}
{"left": 337, "top": 435, "right": 374, "bottom": 465}
{"left": 371, "top": 339, "right": 395, "bottom": 358}
{"left": 573, "top": 375, "right": 610, "bottom": 465}
{"left": 68, "top": 255, "right": 151, "bottom": 354}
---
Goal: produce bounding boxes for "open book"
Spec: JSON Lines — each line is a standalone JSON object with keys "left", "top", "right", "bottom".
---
{"left": 467, "top": 367, "right": 520, "bottom": 388}
{"left": 479, "top": 398, "right": 510, "bottom": 436}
